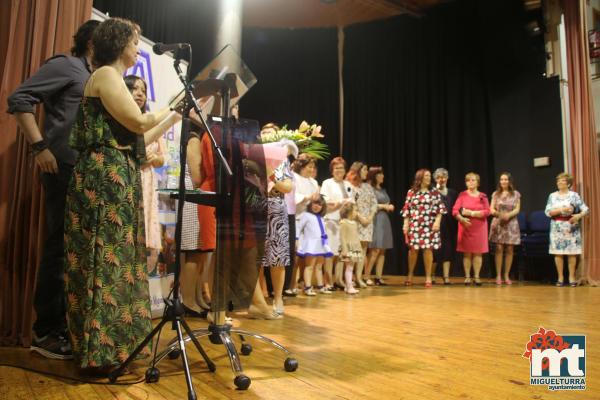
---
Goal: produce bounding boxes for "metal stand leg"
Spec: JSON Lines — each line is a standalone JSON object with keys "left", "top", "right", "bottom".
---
{"left": 153, "top": 323, "right": 299, "bottom": 390}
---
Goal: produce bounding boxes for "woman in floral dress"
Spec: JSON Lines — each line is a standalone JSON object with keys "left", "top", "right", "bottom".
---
{"left": 346, "top": 161, "right": 377, "bottom": 287}
{"left": 545, "top": 172, "right": 589, "bottom": 286}
{"left": 402, "top": 169, "right": 446, "bottom": 287}
{"left": 63, "top": 18, "right": 180, "bottom": 371}
{"left": 489, "top": 172, "right": 521, "bottom": 285}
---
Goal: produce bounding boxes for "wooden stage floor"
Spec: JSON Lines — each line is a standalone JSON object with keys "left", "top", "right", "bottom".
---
{"left": 1, "top": 277, "right": 598, "bottom": 399}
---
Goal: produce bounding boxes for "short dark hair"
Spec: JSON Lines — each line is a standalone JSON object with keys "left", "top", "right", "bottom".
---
{"left": 123, "top": 74, "right": 147, "bottom": 111}
{"left": 292, "top": 155, "right": 316, "bottom": 174}
{"left": 92, "top": 18, "right": 140, "bottom": 68}
{"left": 71, "top": 20, "right": 100, "bottom": 57}
{"left": 307, "top": 196, "right": 327, "bottom": 217}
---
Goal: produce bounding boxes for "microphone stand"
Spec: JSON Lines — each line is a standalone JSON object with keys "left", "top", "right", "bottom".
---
{"left": 108, "top": 49, "right": 225, "bottom": 400}
{"left": 151, "top": 73, "right": 299, "bottom": 391}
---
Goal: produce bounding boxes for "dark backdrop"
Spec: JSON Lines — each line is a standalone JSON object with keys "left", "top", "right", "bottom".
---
{"left": 343, "top": 1, "right": 496, "bottom": 275}
{"left": 240, "top": 27, "right": 340, "bottom": 162}
{"left": 341, "top": 0, "right": 563, "bottom": 276}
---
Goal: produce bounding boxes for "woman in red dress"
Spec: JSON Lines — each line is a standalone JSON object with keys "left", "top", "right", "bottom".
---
{"left": 452, "top": 172, "right": 490, "bottom": 286}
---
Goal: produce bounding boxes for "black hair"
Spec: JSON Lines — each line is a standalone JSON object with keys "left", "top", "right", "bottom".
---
{"left": 71, "top": 20, "right": 100, "bottom": 57}
{"left": 123, "top": 74, "right": 147, "bottom": 111}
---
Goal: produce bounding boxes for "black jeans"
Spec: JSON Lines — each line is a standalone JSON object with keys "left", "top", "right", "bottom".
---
{"left": 32, "top": 162, "right": 72, "bottom": 337}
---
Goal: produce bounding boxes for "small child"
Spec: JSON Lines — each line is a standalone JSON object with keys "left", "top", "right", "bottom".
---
{"left": 339, "top": 203, "right": 363, "bottom": 294}
{"left": 296, "top": 196, "right": 333, "bottom": 295}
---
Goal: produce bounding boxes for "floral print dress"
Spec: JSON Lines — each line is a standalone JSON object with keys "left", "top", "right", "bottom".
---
{"left": 488, "top": 191, "right": 521, "bottom": 245}
{"left": 355, "top": 183, "right": 378, "bottom": 242}
{"left": 401, "top": 189, "right": 447, "bottom": 250}
{"left": 545, "top": 191, "right": 589, "bottom": 255}
{"left": 64, "top": 97, "right": 152, "bottom": 369}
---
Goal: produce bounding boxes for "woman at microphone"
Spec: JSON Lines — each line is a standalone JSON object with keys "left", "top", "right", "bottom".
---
{"left": 63, "top": 18, "right": 180, "bottom": 373}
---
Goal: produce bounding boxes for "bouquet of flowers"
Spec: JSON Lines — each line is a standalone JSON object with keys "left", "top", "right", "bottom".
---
{"left": 258, "top": 121, "right": 330, "bottom": 160}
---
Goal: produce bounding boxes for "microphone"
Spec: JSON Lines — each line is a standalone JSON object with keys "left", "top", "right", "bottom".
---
{"left": 152, "top": 42, "right": 190, "bottom": 55}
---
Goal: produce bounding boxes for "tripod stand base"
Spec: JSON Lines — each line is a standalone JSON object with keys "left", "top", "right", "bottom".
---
{"left": 155, "top": 324, "right": 299, "bottom": 390}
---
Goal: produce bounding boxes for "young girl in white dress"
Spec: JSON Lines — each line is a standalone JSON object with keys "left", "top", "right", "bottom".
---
{"left": 296, "top": 196, "right": 333, "bottom": 295}
{"left": 339, "top": 203, "right": 363, "bottom": 294}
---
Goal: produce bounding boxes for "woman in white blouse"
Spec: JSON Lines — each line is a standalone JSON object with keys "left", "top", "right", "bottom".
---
{"left": 320, "top": 157, "right": 355, "bottom": 289}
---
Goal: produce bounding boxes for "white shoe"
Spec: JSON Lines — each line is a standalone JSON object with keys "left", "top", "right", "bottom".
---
{"left": 304, "top": 287, "right": 317, "bottom": 296}
{"left": 318, "top": 286, "right": 332, "bottom": 294}
{"left": 365, "top": 279, "right": 374, "bottom": 286}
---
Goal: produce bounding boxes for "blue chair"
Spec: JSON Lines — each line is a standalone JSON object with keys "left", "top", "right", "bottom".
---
{"left": 521, "top": 211, "right": 554, "bottom": 282}
{"left": 514, "top": 212, "right": 528, "bottom": 281}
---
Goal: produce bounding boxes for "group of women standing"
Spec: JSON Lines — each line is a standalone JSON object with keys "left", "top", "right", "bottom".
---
{"left": 401, "top": 169, "right": 590, "bottom": 288}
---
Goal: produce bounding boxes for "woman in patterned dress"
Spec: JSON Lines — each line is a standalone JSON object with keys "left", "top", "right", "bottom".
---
{"left": 260, "top": 132, "right": 294, "bottom": 315}
{"left": 346, "top": 162, "right": 377, "bottom": 287}
{"left": 402, "top": 169, "right": 446, "bottom": 287}
{"left": 124, "top": 75, "right": 168, "bottom": 276}
{"left": 544, "top": 172, "right": 589, "bottom": 287}
{"left": 63, "top": 18, "right": 180, "bottom": 371}
{"left": 489, "top": 172, "right": 521, "bottom": 285}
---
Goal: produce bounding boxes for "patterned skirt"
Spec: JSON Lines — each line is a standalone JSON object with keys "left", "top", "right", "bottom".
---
{"left": 261, "top": 196, "right": 290, "bottom": 267}
{"left": 64, "top": 148, "right": 152, "bottom": 368}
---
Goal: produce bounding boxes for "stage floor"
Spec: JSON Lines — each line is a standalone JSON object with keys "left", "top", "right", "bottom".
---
{"left": 1, "top": 277, "right": 598, "bottom": 399}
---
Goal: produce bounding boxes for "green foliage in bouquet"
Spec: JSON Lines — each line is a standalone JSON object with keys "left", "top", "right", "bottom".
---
{"left": 258, "top": 121, "right": 330, "bottom": 160}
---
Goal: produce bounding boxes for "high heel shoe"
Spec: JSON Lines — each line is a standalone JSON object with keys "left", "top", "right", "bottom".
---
{"left": 247, "top": 305, "right": 282, "bottom": 320}
{"left": 464, "top": 277, "right": 472, "bottom": 286}
{"left": 474, "top": 277, "right": 482, "bottom": 286}
{"left": 443, "top": 277, "right": 451, "bottom": 285}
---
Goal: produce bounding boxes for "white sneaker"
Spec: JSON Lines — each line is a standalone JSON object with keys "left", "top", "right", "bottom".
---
{"left": 304, "top": 287, "right": 317, "bottom": 296}
{"left": 318, "top": 286, "right": 332, "bottom": 294}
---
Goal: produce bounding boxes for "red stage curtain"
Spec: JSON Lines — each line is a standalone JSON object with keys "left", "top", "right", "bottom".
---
{"left": 0, "top": 0, "right": 92, "bottom": 346}
{"left": 563, "top": 0, "right": 600, "bottom": 284}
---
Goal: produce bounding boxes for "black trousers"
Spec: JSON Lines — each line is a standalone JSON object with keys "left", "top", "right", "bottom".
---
{"left": 32, "top": 162, "right": 72, "bottom": 337}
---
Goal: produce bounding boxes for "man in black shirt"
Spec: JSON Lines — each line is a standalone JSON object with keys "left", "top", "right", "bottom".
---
{"left": 7, "top": 19, "right": 99, "bottom": 360}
